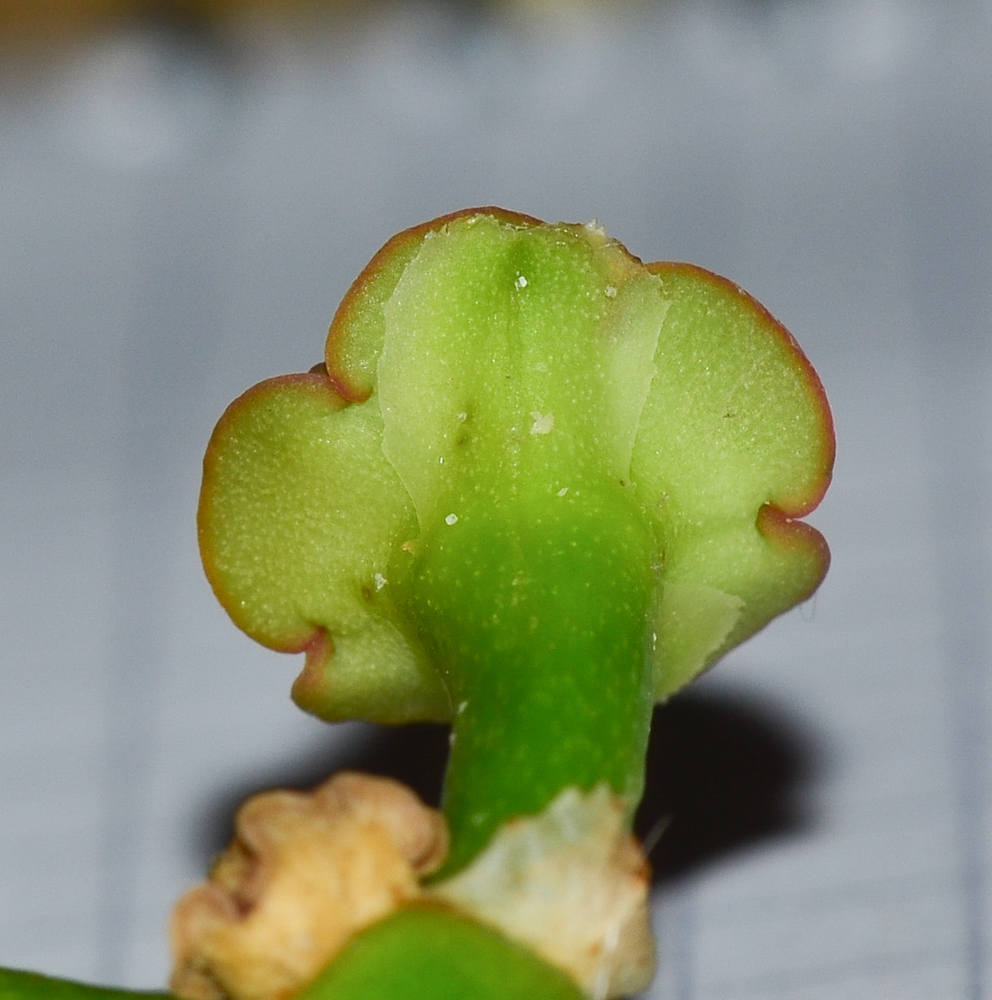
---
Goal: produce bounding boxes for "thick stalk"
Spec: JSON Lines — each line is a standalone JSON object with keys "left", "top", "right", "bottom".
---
{"left": 0, "top": 970, "right": 165, "bottom": 1000}
{"left": 300, "top": 905, "right": 585, "bottom": 1000}
{"left": 398, "top": 486, "right": 657, "bottom": 875}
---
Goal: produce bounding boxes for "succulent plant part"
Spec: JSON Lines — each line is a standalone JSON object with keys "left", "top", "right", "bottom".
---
{"left": 199, "top": 207, "right": 833, "bottom": 877}
{"left": 0, "top": 972, "right": 167, "bottom": 1000}
{"left": 169, "top": 777, "right": 650, "bottom": 1000}
{"left": 0, "top": 208, "right": 832, "bottom": 1000}
{"left": 297, "top": 904, "right": 587, "bottom": 1000}
{"left": 430, "top": 784, "right": 655, "bottom": 998}
{"left": 169, "top": 773, "right": 447, "bottom": 1000}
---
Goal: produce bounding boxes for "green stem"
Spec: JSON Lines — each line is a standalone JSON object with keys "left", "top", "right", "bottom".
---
{"left": 399, "top": 485, "right": 657, "bottom": 875}
{"left": 0, "top": 905, "right": 585, "bottom": 1000}
{"left": 0, "top": 970, "right": 165, "bottom": 1000}
{"left": 300, "top": 905, "right": 585, "bottom": 1000}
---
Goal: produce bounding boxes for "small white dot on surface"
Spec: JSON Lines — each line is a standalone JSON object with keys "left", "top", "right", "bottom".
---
{"left": 530, "top": 411, "right": 554, "bottom": 435}
{"left": 445, "top": 513, "right": 459, "bottom": 525}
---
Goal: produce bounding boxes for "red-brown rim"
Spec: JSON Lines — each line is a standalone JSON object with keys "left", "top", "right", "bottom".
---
{"left": 647, "top": 260, "right": 835, "bottom": 518}
{"left": 325, "top": 208, "right": 545, "bottom": 402}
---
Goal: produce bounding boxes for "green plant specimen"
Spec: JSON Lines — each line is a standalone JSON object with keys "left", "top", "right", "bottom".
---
{"left": 199, "top": 208, "right": 831, "bottom": 871}
{"left": 0, "top": 208, "right": 833, "bottom": 1000}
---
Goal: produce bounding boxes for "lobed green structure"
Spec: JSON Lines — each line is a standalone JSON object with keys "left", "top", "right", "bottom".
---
{"left": 1, "top": 209, "right": 833, "bottom": 1000}
{"left": 199, "top": 208, "right": 832, "bottom": 876}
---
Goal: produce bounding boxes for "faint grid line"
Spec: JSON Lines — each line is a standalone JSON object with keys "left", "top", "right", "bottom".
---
{"left": 698, "top": 945, "right": 960, "bottom": 1000}
{"left": 695, "top": 870, "right": 962, "bottom": 929}
{"left": 905, "top": 84, "right": 992, "bottom": 998}
{"left": 98, "top": 161, "right": 229, "bottom": 984}
{"left": 665, "top": 880, "right": 696, "bottom": 1000}
{"left": 921, "top": 368, "right": 991, "bottom": 1000}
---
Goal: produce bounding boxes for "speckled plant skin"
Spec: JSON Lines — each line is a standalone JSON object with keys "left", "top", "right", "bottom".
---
{"left": 198, "top": 208, "right": 833, "bottom": 873}
{"left": 0, "top": 209, "right": 833, "bottom": 1000}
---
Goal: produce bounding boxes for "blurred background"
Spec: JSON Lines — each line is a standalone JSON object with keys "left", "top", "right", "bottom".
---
{"left": 1, "top": 0, "right": 991, "bottom": 997}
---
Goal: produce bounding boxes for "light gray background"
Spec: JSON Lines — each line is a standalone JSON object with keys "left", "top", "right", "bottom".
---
{"left": 2, "top": 1, "right": 991, "bottom": 997}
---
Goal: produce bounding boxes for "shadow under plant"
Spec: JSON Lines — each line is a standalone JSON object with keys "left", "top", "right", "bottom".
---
{"left": 195, "top": 681, "right": 824, "bottom": 889}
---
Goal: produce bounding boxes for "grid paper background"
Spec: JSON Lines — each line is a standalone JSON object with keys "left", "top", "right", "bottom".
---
{"left": 2, "top": 2, "right": 991, "bottom": 996}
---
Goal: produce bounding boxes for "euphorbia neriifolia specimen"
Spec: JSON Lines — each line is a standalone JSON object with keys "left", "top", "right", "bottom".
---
{"left": 0, "top": 210, "right": 833, "bottom": 1000}
{"left": 199, "top": 208, "right": 833, "bottom": 876}
{"left": 177, "top": 208, "right": 833, "bottom": 1000}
